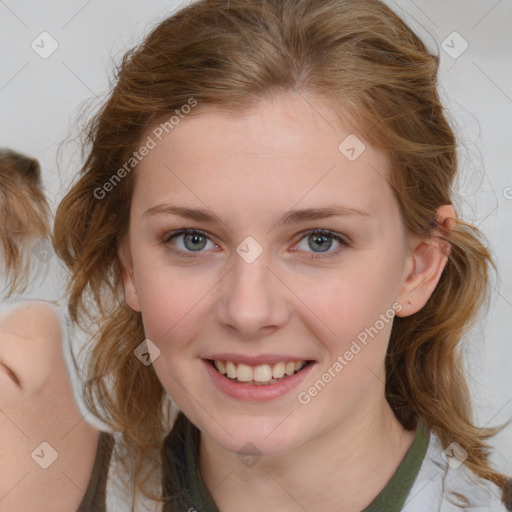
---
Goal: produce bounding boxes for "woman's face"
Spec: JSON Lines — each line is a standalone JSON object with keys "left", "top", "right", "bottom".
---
{"left": 121, "top": 91, "right": 415, "bottom": 455}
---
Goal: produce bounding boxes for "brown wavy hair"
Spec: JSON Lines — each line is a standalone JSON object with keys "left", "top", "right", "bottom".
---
{"left": 52, "top": 0, "right": 511, "bottom": 507}
{"left": 0, "top": 149, "right": 51, "bottom": 297}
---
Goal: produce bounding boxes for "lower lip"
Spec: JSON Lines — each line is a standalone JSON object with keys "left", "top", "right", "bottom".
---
{"left": 203, "top": 360, "right": 315, "bottom": 402}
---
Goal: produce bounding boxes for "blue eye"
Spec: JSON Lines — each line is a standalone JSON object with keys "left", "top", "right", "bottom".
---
{"left": 295, "top": 229, "right": 346, "bottom": 260}
{"left": 163, "top": 229, "right": 214, "bottom": 257}
{"left": 162, "top": 228, "right": 347, "bottom": 260}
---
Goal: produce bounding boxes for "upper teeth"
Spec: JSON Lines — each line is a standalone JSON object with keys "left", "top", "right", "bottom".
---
{"left": 214, "top": 360, "right": 307, "bottom": 383}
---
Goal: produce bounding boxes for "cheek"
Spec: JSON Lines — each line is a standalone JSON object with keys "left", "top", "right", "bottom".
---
{"left": 133, "top": 258, "right": 213, "bottom": 347}
{"left": 301, "top": 270, "right": 399, "bottom": 415}
{"left": 308, "top": 256, "right": 403, "bottom": 344}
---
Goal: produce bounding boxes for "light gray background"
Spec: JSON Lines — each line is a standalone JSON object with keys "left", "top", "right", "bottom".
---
{"left": 0, "top": 0, "right": 510, "bottom": 475}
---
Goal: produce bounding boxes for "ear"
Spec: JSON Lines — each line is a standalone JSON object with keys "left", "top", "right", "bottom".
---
{"left": 396, "top": 205, "right": 456, "bottom": 317}
{"left": 117, "top": 239, "right": 142, "bottom": 313}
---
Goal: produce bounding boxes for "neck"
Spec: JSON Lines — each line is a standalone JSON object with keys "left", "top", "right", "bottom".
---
{"left": 199, "top": 394, "right": 415, "bottom": 512}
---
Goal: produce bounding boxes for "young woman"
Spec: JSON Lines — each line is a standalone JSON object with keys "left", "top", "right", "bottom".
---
{"left": 53, "top": 0, "right": 512, "bottom": 510}
{"left": 0, "top": 149, "right": 105, "bottom": 511}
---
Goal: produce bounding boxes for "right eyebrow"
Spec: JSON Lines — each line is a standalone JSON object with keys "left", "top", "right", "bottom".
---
{"left": 143, "top": 204, "right": 221, "bottom": 223}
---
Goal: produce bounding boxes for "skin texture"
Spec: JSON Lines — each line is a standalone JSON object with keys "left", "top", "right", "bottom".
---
{"left": 120, "top": 91, "right": 454, "bottom": 511}
{"left": 0, "top": 302, "right": 99, "bottom": 512}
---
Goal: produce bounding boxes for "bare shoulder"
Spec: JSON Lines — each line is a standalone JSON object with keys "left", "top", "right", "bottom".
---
{"left": 0, "top": 301, "right": 63, "bottom": 346}
{"left": 0, "top": 302, "right": 101, "bottom": 511}
{"left": 0, "top": 302, "right": 64, "bottom": 395}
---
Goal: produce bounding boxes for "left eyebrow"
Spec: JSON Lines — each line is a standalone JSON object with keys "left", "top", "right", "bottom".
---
{"left": 270, "top": 205, "right": 372, "bottom": 230}
{"left": 142, "top": 204, "right": 372, "bottom": 229}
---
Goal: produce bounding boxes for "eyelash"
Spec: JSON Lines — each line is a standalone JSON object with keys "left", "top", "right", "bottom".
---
{"left": 162, "top": 228, "right": 348, "bottom": 261}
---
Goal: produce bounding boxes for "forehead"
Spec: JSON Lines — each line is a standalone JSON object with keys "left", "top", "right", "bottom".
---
{"left": 132, "top": 92, "right": 394, "bottom": 221}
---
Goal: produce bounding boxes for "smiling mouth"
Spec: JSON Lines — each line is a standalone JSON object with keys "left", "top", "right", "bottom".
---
{"left": 208, "top": 359, "right": 312, "bottom": 386}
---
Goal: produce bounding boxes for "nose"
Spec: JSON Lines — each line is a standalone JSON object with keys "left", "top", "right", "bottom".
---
{"left": 214, "top": 249, "right": 290, "bottom": 339}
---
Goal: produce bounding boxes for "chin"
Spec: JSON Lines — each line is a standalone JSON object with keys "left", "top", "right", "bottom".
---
{"left": 200, "top": 415, "right": 310, "bottom": 458}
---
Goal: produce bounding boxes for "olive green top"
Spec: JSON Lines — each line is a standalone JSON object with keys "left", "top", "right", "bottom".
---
{"left": 77, "top": 431, "right": 114, "bottom": 512}
{"left": 161, "top": 413, "right": 430, "bottom": 512}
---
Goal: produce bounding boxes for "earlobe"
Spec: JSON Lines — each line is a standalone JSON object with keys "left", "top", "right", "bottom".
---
{"left": 396, "top": 205, "right": 456, "bottom": 318}
{"left": 117, "top": 243, "right": 142, "bottom": 313}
